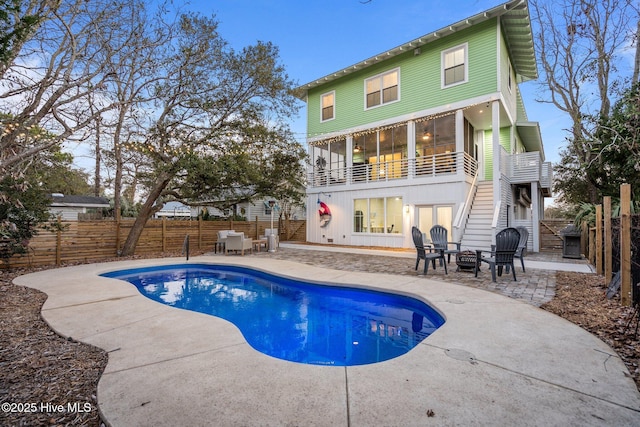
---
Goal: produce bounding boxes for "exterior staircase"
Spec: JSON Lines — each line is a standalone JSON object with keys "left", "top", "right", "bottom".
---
{"left": 459, "top": 181, "right": 494, "bottom": 251}
{"left": 539, "top": 219, "right": 570, "bottom": 254}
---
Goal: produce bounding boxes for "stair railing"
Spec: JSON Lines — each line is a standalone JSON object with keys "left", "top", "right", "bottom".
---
{"left": 453, "top": 167, "right": 479, "bottom": 238}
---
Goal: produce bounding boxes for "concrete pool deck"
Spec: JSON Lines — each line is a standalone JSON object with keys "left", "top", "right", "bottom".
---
{"left": 14, "top": 254, "right": 640, "bottom": 426}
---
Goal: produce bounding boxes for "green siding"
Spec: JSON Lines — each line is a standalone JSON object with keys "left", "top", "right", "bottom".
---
{"left": 483, "top": 127, "right": 511, "bottom": 181}
{"left": 306, "top": 19, "right": 499, "bottom": 139}
{"left": 500, "top": 127, "right": 511, "bottom": 152}
{"left": 500, "top": 32, "right": 517, "bottom": 119}
{"left": 484, "top": 130, "right": 493, "bottom": 180}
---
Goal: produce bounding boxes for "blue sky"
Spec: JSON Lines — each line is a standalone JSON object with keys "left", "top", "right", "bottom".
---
{"left": 190, "top": 0, "right": 570, "bottom": 165}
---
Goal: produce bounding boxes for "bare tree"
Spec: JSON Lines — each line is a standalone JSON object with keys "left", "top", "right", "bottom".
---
{"left": 530, "top": 0, "right": 636, "bottom": 204}
{"left": 0, "top": 0, "right": 137, "bottom": 178}
{"left": 91, "top": 1, "right": 171, "bottom": 222}
{"left": 633, "top": 20, "right": 640, "bottom": 83}
{"left": 0, "top": 0, "right": 59, "bottom": 79}
{"left": 119, "top": 13, "right": 301, "bottom": 256}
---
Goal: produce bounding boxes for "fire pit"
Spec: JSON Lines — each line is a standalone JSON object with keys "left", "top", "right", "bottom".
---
{"left": 456, "top": 250, "right": 477, "bottom": 272}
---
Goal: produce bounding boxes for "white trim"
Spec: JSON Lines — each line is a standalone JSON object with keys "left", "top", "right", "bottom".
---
{"left": 441, "top": 43, "right": 468, "bottom": 89}
{"left": 308, "top": 93, "right": 500, "bottom": 145}
{"left": 320, "top": 90, "right": 335, "bottom": 123}
{"left": 364, "top": 67, "right": 400, "bottom": 110}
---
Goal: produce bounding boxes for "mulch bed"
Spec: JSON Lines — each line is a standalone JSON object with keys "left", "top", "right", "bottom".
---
{"left": 541, "top": 271, "right": 640, "bottom": 390}
{"left": 0, "top": 251, "right": 207, "bottom": 427}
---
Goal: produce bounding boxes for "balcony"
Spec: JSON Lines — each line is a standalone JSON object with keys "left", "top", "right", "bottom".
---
{"left": 308, "top": 152, "right": 477, "bottom": 188}
{"left": 505, "top": 151, "right": 553, "bottom": 191}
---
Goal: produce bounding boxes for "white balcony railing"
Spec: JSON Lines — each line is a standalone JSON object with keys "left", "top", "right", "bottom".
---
{"left": 307, "top": 152, "right": 478, "bottom": 188}
{"left": 505, "top": 151, "right": 553, "bottom": 190}
{"left": 540, "top": 162, "right": 553, "bottom": 189}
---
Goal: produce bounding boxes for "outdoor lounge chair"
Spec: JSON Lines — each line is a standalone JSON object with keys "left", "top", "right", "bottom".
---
{"left": 225, "top": 232, "right": 253, "bottom": 255}
{"left": 429, "top": 225, "right": 461, "bottom": 264}
{"left": 475, "top": 227, "right": 520, "bottom": 282}
{"left": 412, "top": 226, "right": 447, "bottom": 275}
{"left": 215, "top": 229, "right": 235, "bottom": 253}
{"left": 513, "top": 226, "right": 529, "bottom": 272}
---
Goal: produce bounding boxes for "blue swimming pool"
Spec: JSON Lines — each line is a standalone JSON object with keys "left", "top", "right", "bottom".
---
{"left": 101, "top": 264, "right": 445, "bottom": 366}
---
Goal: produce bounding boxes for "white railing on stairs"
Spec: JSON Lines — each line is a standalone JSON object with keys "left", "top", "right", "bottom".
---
{"left": 453, "top": 167, "right": 479, "bottom": 236}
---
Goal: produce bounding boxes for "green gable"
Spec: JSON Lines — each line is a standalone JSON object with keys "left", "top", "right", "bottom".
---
{"left": 306, "top": 19, "right": 499, "bottom": 140}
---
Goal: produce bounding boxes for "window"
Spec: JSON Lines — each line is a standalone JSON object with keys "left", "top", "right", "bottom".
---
{"left": 321, "top": 91, "right": 334, "bottom": 122}
{"left": 311, "top": 138, "right": 346, "bottom": 185}
{"left": 415, "top": 114, "right": 456, "bottom": 175}
{"left": 442, "top": 44, "right": 467, "bottom": 87}
{"left": 353, "top": 197, "right": 403, "bottom": 234}
{"left": 365, "top": 69, "right": 399, "bottom": 109}
{"left": 352, "top": 125, "right": 407, "bottom": 182}
{"left": 417, "top": 206, "right": 453, "bottom": 242}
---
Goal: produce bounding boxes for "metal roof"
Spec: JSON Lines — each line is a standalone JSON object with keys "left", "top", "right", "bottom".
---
{"left": 297, "top": 0, "right": 536, "bottom": 95}
{"left": 49, "top": 194, "right": 111, "bottom": 207}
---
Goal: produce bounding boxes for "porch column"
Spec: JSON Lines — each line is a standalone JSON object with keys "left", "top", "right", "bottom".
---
{"left": 346, "top": 135, "right": 353, "bottom": 184}
{"left": 531, "top": 181, "right": 540, "bottom": 252}
{"left": 491, "top": 100, "right": 501, "bottom": 230}
{"left": 455, "top": 109, "right": 464, "bottom": 177}
{"left": 407, "top": 120, "right": 415, "bottom": 179}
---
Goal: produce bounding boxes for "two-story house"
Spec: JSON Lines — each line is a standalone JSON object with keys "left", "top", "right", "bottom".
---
{"left": 297, "top": 0, "right": 551, "bottom": 252}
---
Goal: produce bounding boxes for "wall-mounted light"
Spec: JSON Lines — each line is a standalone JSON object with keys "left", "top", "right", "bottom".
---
{"left": 353, "top": 144, "right": 362, "bottom": 153}
{"left": 405, "top": 204, "right": 410, "bottom": 214}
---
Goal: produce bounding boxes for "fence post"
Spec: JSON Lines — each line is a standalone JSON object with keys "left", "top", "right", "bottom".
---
{"left": 55, "top": 215, "right": 62, "bottom": 266}
{"left": 162, "top": 217, "right": 167, "bottom": 253}
{"left": 604, "top": 196, "right": 612, "bottom": 281}
{"left": 255, "top": 216, "right": 259, "bottom": 239}
{"left": 198, "top": 216, "right": 202, "bottom": 250}
{"left": 589, "top": 227, "right": 596, "bottom": 265}
{"left": 595, "top": 204, "right": 602, "bottom": 275}
{"left": 581, "top": 220, "right": 588, "bottom": 257}
{"left": 115, "top": 218, "right": 121, "bottom": 256}
{"left": 620, "top": 184, "right": 631, "bottom": 306}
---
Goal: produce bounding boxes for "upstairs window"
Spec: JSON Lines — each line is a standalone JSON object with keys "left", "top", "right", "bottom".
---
{"left": 365, "top": 69, "right": 399, "bottom": 109}
{"left": 442, "top": 44, "right": 467, "bottom": 87}
{"left": 321, "top": 91, "right": 334, "bottom": 122}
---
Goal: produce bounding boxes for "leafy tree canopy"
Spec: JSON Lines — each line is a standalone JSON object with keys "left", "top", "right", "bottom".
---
{"left": 555, "top": 83, "right": 640, "bottom": 206}
{"left": 0, "top": 174, "right": 50, "bottom": 260}
{"left": 590, "top": 83, "right": 640, "bottom": 200}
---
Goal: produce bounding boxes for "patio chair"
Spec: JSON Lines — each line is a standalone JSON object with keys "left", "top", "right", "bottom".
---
{"left": 429, "top": 225, "right": 461, "bottom": 264}
{"left": 475, "top": 227, "right": 520, "bottom": 282}
{"left": 215, "top": 229, "right": 235, "bottom": 254}
{"left": 513, "top": 226, "right": 529, "bottom": 272}
{"left": 412, "top": 226, "right": 447, "bottom": 275}
{"left": 225, "top": 232, "right": 253, "bottom": 255}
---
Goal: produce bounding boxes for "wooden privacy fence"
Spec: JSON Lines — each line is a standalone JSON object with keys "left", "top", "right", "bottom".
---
{"left": 585, "top": 184, "right": 637, "bottom": 306}
{"left": 3, "top": 217, "right": 306, "bottom": 269}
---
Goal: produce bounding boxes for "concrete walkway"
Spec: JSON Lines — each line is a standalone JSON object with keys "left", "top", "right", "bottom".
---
{"left": 14, "top": 251, "right": 640, "bottom": 426}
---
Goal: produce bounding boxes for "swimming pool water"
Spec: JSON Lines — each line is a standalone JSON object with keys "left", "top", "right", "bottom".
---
{"left": 101, "top": 264, "right": 445, "bottom": 366}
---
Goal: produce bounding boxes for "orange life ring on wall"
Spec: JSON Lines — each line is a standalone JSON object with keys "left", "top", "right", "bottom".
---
{"left": 318, "top": 201, "right": 331, "bottom": 227}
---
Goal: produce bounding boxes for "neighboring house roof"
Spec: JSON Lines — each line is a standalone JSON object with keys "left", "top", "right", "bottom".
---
{"left": 297, "top": 0, "right": 536, "bottom": 96}
{"left": 154, "top": 201, "right": 193, "bottom": 217}
{"left": 49, "top": 194, "right": 110, "bottom": 208}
